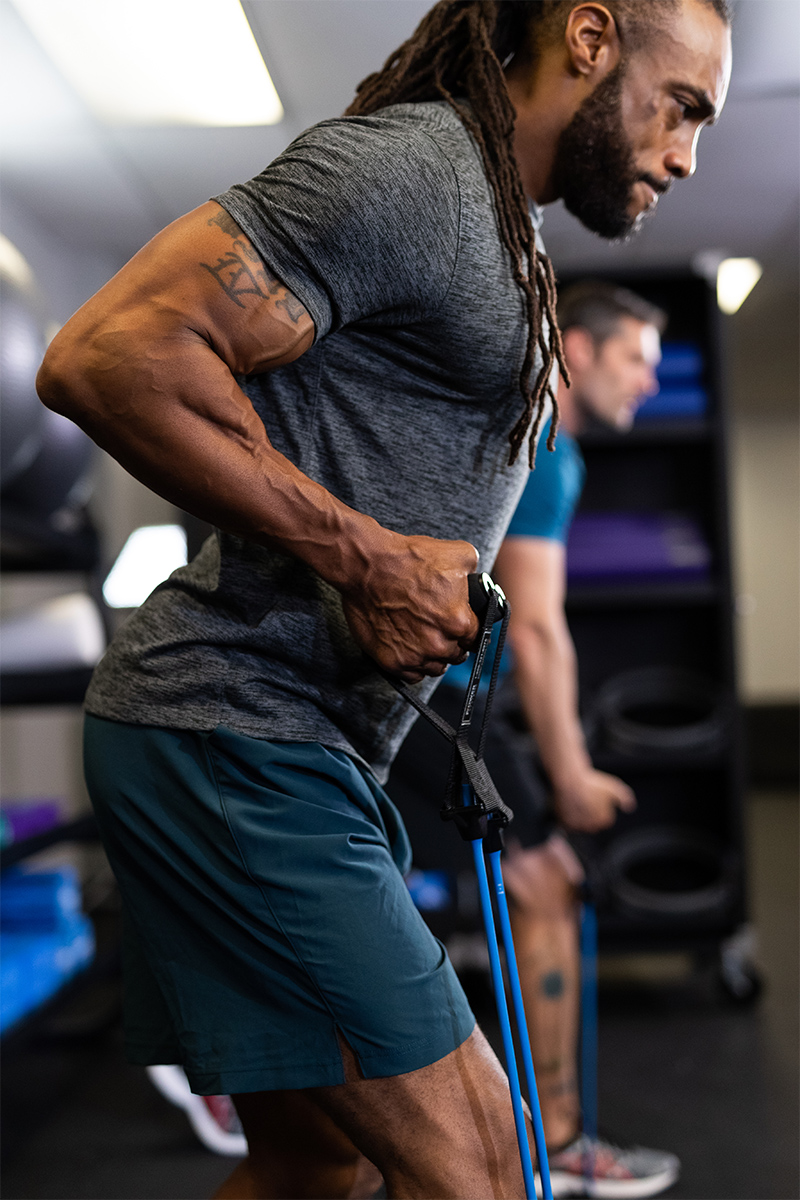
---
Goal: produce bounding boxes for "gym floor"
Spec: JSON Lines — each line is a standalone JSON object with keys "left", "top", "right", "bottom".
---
{"left": 1, "top": 789, "right": 797, "bottom": 1200}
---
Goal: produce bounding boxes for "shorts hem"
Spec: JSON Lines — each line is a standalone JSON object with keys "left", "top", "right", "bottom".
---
{"left": 352, "top": 1015, "right": 476, "bottom": 1080}
{"left": 126, "top": 1017, "right": 476, "bottom": 1095}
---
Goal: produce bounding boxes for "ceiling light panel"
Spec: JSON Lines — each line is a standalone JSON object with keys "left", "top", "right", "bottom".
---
{"left": 716, "top": 258, "right": 763, "bottom": 315}
{"left": 12, "top": 0, "right": 283, "bottom": 126}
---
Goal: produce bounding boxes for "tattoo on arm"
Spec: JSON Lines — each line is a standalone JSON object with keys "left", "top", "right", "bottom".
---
{"left": 202, "top": 210, "right": 308, "bottom": 323}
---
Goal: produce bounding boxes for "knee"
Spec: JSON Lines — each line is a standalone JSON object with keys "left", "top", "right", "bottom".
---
{"left": 229, "top": 1090, "right": 365, "bottom": 1200}
{"left": 504, "top": 842, "right": 577, "bottom": 919}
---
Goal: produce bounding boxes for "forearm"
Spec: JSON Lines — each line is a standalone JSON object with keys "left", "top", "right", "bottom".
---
{"left": 509, "top": 616, "right": 591, "bottom": 788}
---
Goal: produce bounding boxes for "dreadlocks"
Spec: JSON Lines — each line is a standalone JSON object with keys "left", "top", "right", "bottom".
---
{"left": 346, "top": 0, "right": 731, "bottom": 466}
{"left": 347, "top": 1, "right": 567, "bottom": 466}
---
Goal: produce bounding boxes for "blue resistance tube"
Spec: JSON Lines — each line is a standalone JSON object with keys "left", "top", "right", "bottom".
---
{"left": 580, "top": 902, "right": 599, "bottom": 1182}
{"left": 471, "top": 835, "right": 538, "bottom": 1200}
{"left": 487, "top": 848, "right": 554, "bottom": 1200}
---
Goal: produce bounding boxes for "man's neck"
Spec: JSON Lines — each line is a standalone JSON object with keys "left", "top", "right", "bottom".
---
{"left": 506, "top": 65, "right": 568, "bottom": 203}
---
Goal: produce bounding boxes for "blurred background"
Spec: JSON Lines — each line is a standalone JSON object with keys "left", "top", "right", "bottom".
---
{"left": 0, "top": 2, "right": 797, "bottom": 1198}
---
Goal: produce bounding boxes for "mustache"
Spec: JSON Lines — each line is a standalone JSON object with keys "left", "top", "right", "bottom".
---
{"left": 640, "top": 173, "right": 672, "bottom": 197}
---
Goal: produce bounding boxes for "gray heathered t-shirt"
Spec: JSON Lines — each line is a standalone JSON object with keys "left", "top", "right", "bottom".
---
{"left": 85, "top": 101, "right": 550, "bottom": 782}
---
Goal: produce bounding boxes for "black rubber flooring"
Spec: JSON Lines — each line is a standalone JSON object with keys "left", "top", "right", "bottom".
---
{"left": 1, "top": 791, "right": 797, "bottom": 1200}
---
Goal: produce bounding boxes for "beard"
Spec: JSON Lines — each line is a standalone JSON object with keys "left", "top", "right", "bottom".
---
{"left": 552, "top": 65, "right": 652, "bottom": 241}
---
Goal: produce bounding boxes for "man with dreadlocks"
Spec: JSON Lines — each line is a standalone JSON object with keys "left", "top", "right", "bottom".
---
{"left": 39, "top": 1, "right": 731, "bottom": 1195}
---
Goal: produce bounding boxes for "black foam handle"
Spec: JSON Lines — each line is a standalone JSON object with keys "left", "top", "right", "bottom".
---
{"left": 467, "top": 573, "right": 505, "bottom": 625}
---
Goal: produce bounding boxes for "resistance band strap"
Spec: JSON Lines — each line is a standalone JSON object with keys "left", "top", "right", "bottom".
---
{"left": 381, "top": 579, "right": 513, "bottom": 826}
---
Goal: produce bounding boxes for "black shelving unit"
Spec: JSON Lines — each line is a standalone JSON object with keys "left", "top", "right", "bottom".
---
{"left": 0, "top": 513, "right": 114, "bottom": 1033}
{"left": 563, "top": 269, "right": 752, "bottom": 982}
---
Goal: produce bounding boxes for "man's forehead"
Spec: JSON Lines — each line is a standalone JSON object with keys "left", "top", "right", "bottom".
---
{"left": 641, "top": 0, "right": 732, "bottom": 116}
{"left": 608, "top": 317, "right": 662, "bottom": 362}
{"left": 639, "top": 323, "right": 662, "bottom": 365}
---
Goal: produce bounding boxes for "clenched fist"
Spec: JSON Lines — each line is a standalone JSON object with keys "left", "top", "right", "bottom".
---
{"left": 341, "top": 530, "right": 479, "bottom": 682}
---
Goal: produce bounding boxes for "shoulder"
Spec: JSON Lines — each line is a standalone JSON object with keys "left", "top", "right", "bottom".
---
{"left": 285, "top": 104, "right": 465, "bottom": 181}
{"left": 225, "top": 106, "right": 464, "bottom": 235}
{"left": 505, "top": 424, "right": 584, "bottom": 543}
{"left": 527, "top": 426, "right": 580, "bottom": 498}
{"left": 215, "top": 104, "right": 469, "bottom": 336}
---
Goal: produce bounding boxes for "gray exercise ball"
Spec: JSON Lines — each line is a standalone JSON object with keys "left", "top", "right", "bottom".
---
{"left": 2, "top": 406, "right": 95, "bottom": 517}
{"left": 0, "top": 272, "right": 47, "bottom": 488}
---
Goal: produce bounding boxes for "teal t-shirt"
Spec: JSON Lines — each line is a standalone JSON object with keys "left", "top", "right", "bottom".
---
{"left": 447, "top": 419, "right": 585, "bottom": 691}
{"left": 504, "top": 421, "right": 586, "bottom": 544}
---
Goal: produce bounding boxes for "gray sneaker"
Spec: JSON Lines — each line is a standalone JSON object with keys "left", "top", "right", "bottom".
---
{"left": 545, "top": 1133, "right": 680, "bottom": 1198}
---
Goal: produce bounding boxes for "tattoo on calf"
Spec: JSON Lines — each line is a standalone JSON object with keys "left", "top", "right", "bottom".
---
{"left": 545, "top": 1075, "right": 579, "bottom": 1098}
{"left": 541, "top": 969, "right": 565, "bottom": 999}
{"left": 202, "top": 210, "right": 307, "bottom": 323}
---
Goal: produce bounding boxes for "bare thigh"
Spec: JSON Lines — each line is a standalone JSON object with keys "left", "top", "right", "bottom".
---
{"left": 218, "top": 1027, "right": 529, "bottom": 1200}
{"left": 216, "top": 1088, "right": 382, "bottom": 1200}
{"left": 309, "top": 1025, "right": 529, "bottom": 1200}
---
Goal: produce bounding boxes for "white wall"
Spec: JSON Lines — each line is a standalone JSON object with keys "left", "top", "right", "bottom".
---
{"left": 728, "top": 270, "right": 800, "bottom": 705}
{"left": 731, "top": 414, "right": 800, "bottom": 702}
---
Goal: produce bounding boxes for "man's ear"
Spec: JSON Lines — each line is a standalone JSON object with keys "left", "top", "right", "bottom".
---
{"left": 563, "top": 4, "right": 621, "bottom": 78}
{"left": 562, "top": 326, "right": 596, "bottom": 375}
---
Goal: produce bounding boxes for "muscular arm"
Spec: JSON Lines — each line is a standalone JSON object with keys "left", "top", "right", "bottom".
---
{"left": 493, "top": 536, "right": 634, "bottom": 832}
{"left": 37, "top": 201, "right": 477, "bottom": 680}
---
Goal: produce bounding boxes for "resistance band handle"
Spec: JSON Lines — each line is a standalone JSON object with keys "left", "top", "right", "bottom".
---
{"left": 467, "top": 572, "right": 507, "bottom": 627}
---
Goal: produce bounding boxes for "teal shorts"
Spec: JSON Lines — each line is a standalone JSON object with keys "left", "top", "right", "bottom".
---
{"left": 83, "top": 715, "right": 474, "bottom": 1095}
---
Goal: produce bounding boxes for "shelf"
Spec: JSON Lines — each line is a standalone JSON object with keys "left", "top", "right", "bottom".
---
{"left": 589, "top": 747, "right": 729, "bottom": 774}
{"left": 0, "top": 667, "right": 94, "bottom": 707}
{"left": 1, "top": 509, "right": 101, "bottom": 573}
{"left": 566, "top": 578, "right": 721, "bottom": 609}
{"left": 578, "top": 419, "right": 714, "bottom": 448}
{"left": 0, "top": 814, "right": 99, "bottom": 872}
{"left": 597, "top": 914, "right": 744, "bottom": 950}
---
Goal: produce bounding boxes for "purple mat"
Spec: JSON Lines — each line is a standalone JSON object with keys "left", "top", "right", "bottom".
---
{"left": 567, "top": 512, "right": 711, "bottom": 585}
{"left": 1, "top": 801, "right": 62, "bottom": 845}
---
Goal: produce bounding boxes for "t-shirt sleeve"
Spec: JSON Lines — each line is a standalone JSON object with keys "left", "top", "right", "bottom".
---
{"left": 505, "top": 426, "right": 586, "bottom": 544}
{"left": 213, "top": 114, "right": 461, "bottom": 341}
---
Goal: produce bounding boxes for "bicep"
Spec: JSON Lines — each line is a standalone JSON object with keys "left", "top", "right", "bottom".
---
{"left": 65, "top": 200, "right": 314, "bottom": 379}
{"left": 186, "top": 201, "right": 315, "bottom": 372}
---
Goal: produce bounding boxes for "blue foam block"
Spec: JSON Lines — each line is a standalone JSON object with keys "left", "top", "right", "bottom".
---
{"left": 1, "top": 866, "right": 82, "bottom": 932}
{"left": 406, "top": 869, "right": 452, "bottom": 912}
{"left": 0, "top": 914, "right": 95, "bottom": 1033}
{"left": 657, "top": 341, "right": 705, "bottom": 383}
{"left": 636, "top": 386, "right": 709, "bottom": 420}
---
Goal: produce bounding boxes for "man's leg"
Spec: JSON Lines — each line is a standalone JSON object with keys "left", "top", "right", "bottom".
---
{"left": 213, "top": 1088, "right": 381, "bottom": 1199}
{"left": 503, "top": 834, "right": 584, "bottom": 1151}
{"left": 216, "top": 1027, "right": 530, "bottom": 1200}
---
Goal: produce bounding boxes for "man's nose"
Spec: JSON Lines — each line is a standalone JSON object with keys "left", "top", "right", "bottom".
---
{"left": 665, "top": 129, "right": 700, "bottom": 179}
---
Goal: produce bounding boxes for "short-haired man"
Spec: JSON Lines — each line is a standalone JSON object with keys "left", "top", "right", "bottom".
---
{"left": 38, "top": 3, "right": 731, "bottom": 1195}
{"left": 389, "top": 280, "right": 674, "bottom": 1196}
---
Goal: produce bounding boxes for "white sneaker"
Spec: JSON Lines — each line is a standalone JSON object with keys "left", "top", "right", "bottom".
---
{"left": 146, "top": 1064, "right": 248, "bottom": 1157}
{"left": 545, "top": 1133, "right": 680, "bottom": 1198}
